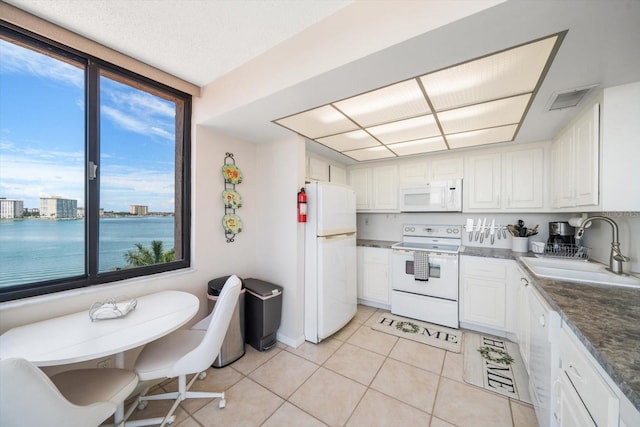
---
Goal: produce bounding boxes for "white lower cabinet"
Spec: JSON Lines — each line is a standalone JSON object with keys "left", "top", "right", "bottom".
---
{"left": 459, "top": 256, "right": 512, "bottom": 333}
{"left": 555, "top": 326, "right": 619, "bottom": 427}
{"left": 356, "top": 246, "right": 391, "bottom": 307}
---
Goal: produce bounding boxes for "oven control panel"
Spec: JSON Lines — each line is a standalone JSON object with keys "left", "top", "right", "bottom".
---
{"left": 402, "top": 224, "right": 462, "bottom": 238}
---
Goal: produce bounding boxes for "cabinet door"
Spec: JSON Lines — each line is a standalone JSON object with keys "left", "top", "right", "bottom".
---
{"left": 308, "top": 157, "right": 330, "bottom": 181}
{"left": 518, "top": 274, "right": 531, "bottom": 373}
{"left": 555, "top": 374, "right": 597, "bottom": 427}
{"left": 461, "top": 276, "right": 507, "bottom": 328}
{"left": 430, "top": 157, "right": 463, "bottom": 180}
{"left": 556, "top": 128, "right": 576, "bottom": 208}
{"left": 372, "top": 165, "right": 398, "bottom": 210}
{"left": 349, "top": 168, "right": 372, "bottom": 210}
{"left": 465, "top": 153, "right": 501, "bottom": 210}
{"left": 573, "top": 104, "right": 599, "bottom": 206}
{"left": 362, "top": 249, "right": 390, "bottom": 304}
{"left": 398, "top": 161, "right": 428, "bottom": 183}
{"left": 330, "top": 165, "right": 347, "bottom": 184}
{"left": 503, "top": 148, "right": 544, "bottom": 209}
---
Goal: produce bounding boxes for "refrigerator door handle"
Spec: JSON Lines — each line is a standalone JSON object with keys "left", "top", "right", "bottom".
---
{"left": 319, "top": 233, "right": 356, "bottom": 241}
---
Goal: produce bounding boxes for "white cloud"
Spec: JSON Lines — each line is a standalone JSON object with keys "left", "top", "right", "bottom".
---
{"left": 0, "top": 39, "right": 84, "bottom": 87}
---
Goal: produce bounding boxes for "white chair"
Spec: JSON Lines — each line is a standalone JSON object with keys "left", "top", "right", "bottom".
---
{"left": 124, "top": 275, "right": 242, "bottom": 426}
{"left": 0, "top": 357, "right": 138, "bottom": 427}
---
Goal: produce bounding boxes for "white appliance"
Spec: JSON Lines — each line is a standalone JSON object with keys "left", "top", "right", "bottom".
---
{"left": 399, "top": 179, "right": 462, "bottom": 212}
{"left": 304, "top": 182, "right": 357, "bottom": 344}
{"left": 391, "top": 224, "right": 462, "bottom": 328}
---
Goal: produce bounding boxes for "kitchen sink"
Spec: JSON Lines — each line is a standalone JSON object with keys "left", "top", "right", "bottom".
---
{"left": 520, "top": 257, "right": 640, "bottom": 288}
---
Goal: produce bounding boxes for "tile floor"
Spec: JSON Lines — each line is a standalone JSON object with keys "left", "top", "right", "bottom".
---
{"left": 127, "top": 305, "right": 538, "bottom": 427}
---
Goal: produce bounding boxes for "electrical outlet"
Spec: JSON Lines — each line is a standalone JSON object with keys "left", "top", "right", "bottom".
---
{"left": 97, "top": 358, "right": 113, "bottom": 369}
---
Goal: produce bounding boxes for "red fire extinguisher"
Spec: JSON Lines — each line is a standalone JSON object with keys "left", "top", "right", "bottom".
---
{"left": 297, "top": 188, "right": 307, "bottom": 223}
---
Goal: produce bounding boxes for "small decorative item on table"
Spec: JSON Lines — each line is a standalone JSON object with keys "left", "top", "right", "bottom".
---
{"left": 89, "top": 296, "right": 137, "bottom": 321}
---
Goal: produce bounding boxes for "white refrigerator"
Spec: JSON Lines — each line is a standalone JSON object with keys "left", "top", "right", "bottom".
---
{"left": 304, "top": 181, "right": 357, "bottom": 344}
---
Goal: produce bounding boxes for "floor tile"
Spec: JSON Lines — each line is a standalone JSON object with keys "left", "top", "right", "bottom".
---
{"left": 353, "top": 305, "right": 377, "bottom": 323}
{"left": 324, "top": 342, "right": 386, "bottom": 386}
{"left": 175, "top": 416, "right": 201, "bottom": 427}
{"left": 347, "top": 325, "right": 398, "bottom": 356}
{"left": 430, "top": 416, "right": 456, "bottom": 427}
{"left": 262, "top": 402, "right": 327, "bottom": 427}
{"left": 370, "top": 358, "right": 440, "bottom": 413}
{"left": 441, "top": 350, "right": 464, "bottom": 383}
{"left": 229, "top": 345, "right": 281, "bottom": 375}
{"left": 511, "top": 400, "right": 538, "bottom": 427}
{"left": 285, "top": 338, "right": 342, "bottom": 365}
{"left": 433, "top": 377, "right": 513, "bottom": 427}
{"left": 389, "top": 338, "right": 446, "bottom": 375}
{"left": 126, "top": 389, "right": 190, "bottom": 425}
{"left": 192, "top": 377, "right": 283, "bottom": 426}
{"left": 331, "top": 318, "right": 362, "bottom": 341}
{"left": 346, "top": 388, "right": 431, "bottom": 427}
{"left": 289, "top": 367, "right": 367, "bottom": 426}
{"left": 249, "top": 350, "right": 318, "bottom": 398}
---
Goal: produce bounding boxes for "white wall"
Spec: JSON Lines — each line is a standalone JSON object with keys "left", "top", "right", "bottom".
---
{"left": 254, "top": 135, "right": 307, "bottom": 347}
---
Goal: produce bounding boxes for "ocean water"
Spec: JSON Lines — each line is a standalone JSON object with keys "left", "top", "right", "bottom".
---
{"left": 0, "top": 216, "right": 175, "bottom": 288}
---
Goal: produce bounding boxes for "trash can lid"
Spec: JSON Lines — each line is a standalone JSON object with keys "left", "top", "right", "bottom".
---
{"left": 244, "top": 278, "right": 282, "bottom": 297}
{"left": 208, "top": 276, "right": 244, "bottom": 296}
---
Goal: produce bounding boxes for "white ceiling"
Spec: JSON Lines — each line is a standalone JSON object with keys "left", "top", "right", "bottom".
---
{"left": 6, "top": 0, "right": 640, "bottom": 165}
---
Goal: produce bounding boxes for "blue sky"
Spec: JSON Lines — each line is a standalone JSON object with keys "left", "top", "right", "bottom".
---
{"left": 0, "top": 38, "right": 177, "bottom": 212}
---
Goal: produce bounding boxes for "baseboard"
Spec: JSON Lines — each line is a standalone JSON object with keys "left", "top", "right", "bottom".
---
{"left": 276, "top": 332, "right": 305, "bottom": 349}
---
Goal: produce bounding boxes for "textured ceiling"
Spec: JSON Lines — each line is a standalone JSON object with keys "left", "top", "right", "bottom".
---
{"left": 5, "top": 0, "right": 352, "bottom": 86}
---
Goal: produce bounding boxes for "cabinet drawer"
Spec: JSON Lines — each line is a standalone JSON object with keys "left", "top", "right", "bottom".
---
{"left": 559, "top": 327, "right": 618, "bottom": 427}
{"left": 462, "top": 257, "right": 508, "bottom": 279}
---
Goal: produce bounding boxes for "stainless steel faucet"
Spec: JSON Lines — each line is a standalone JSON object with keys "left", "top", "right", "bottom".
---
{"left": 576, "top": 216, "right": 630, "bottom": 274}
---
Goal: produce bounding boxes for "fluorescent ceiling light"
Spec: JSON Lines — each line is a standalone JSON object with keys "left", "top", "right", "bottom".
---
{"left": 447, "top": 125, "right": 518, "bottom": 149}
{"left": 334, "top": 80, "right": 430, "bottom": 127}
{"left": 316, "top": 130, "right": 380, "bottom": 152}
{"left": 387, "top": 136, "right": 447, "bottom": 156}
{"left": 344, "top": 145, "right": 396, "bottom": 161}
{"left": 274, "top": 32, "right": 563, "bottom": 161}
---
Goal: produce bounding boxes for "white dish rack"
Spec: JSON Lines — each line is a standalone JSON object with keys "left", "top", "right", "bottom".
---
{"left": 538, "top": 243, "right": 591, "bottom": 260}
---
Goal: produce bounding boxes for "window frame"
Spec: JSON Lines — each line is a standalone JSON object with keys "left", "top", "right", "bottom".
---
{"left": 0, "top": 22, "right": 191, "bottom": 302}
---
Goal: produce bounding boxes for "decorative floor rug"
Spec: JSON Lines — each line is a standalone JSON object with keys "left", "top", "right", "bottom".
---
{"left": 463, "top": 332, "right": 532, "bottom": 404}
{"left": 371, "top": 313, "right": 462, "bottom": 353}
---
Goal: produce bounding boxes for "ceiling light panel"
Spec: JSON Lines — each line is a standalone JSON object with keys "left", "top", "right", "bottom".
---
{"left": 387, "top": 136, "right": 447, "bottom": 156}
{"left": 438, "top": 94, "right": 531, "bottom": 134}
{"left": 447, "top": 125, "right": 518, "bottom": 149}
{"left": 333, "top": 80, "right": 430, "bottom": 127}
{"left": 275, "top": 105, "right": 358, "bottom": 139}
{"left": 367, "top": 115, "right": 439, "bottom": 144}
{"left": 421, "top": 35, "right": 557, "bottom": 111}
{"left": 316, "top": 130, "right": 380, "bottom": 152}
{"left": 344, "top": 145, "right": 397, "bottom": 161}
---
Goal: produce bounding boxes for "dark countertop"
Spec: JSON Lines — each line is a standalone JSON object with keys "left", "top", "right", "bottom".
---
{"left": 462, "top": 247, "right": 640, "bottom": 411}
{"left": 356, "top": 239, "right": 397, "bottom": 249}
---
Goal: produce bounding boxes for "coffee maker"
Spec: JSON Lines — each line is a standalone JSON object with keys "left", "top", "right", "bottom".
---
{"left": 547, "top": 221, "right": 575, "bottom": 250}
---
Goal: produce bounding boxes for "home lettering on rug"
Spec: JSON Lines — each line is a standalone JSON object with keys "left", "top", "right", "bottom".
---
{"left": 481, "top": 336, "right": 517, "bottom": 395}
{"left": 421, "top": 327, "right": 459, "bottom": 343}
{"left": 377, "top": 316, "right": 459, "bottom": 343}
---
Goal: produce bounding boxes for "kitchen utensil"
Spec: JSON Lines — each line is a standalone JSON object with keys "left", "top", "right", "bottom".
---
{"left": 466, "top": 218, "right": 474, "bottom": 239}
{"left": 475, "top": 218, "right": 481, "bottom": 241}
{"left": 508, "top": 224, "right": 517, "bottom": 237}
{"left": 502, "top": 227, "right": 507, "bottom": 239}
{"left": 489, "top": 219, "right": 495, "bottom": 244}
{"left": 480, "top": 218, "right": 486, "bottom": 243}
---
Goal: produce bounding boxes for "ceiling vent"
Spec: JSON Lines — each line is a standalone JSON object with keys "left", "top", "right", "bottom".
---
{"left": 548, "top": 84, "right": 599, "bottom": 111}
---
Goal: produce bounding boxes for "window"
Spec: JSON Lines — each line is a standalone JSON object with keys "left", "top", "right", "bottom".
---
{"left": 0, "top": 23, "right": 191, "bottom": 301}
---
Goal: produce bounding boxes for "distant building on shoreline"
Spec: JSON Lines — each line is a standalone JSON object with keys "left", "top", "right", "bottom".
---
{"left": 0, "top": 198, "right": 24, "bottom": 218}
{"left": 40, "top": 196, "right": 78, "bottom": 219}
{"left": 130, "top": 204, "right": 148, "bottom": 216}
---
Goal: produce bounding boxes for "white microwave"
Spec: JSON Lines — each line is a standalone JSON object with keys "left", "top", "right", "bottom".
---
{"left": 399, "top": 179, "right": 462, "bottom": 212}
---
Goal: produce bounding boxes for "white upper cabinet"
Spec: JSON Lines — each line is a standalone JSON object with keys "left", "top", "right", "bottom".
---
{"left": 465, "top": 146, "right": 545, "bottom": 212}
{"left": 329, "top": 164, "right": 347, "bottom": 184}
{"left": 349, "top": 165, "right": 398, "bottom": 211}
{"left": 397, "top": 157, "right": 463, "bottom": 183}
{"left": 464, "top": 153, "right": 502, "bottom": 210}
{"left": 550, "top": 103, "right": 599, "bottom": 209}
{"left": 307, "top": 156, "right": 330, "bottom": 182}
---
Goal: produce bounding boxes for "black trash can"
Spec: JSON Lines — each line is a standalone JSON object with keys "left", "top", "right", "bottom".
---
{"left": 207, "top": 276, "right": 246, "bottom": 367}
{"left": 244, "top": 278, "right": 283, "bottom": 351}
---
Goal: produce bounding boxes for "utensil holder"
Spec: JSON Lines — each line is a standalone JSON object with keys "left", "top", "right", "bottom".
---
{"left": 512, "top": 237, "right": 529, "bottom": 253}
